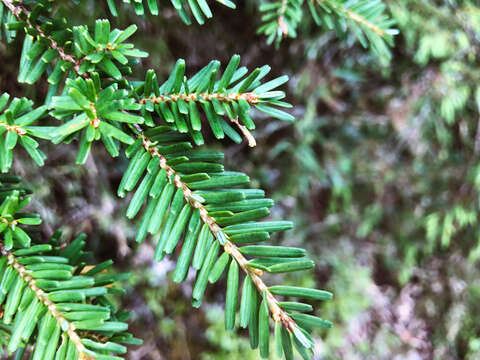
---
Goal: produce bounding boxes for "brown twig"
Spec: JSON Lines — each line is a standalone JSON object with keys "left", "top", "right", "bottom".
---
{"left": 139, "top": 92, "right": 259, "bottom": 105}
{"left": 278, "top": 0, "right": 289, "bottom": 36}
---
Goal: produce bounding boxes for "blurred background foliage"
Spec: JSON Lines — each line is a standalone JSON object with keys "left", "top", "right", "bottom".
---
{"left": 1, "top": 0, "right": 480, "bottom": 359}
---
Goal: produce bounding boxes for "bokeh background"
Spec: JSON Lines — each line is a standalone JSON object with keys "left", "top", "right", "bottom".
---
{"left": 1, "top": 1, "right": 480, "bottom": 359}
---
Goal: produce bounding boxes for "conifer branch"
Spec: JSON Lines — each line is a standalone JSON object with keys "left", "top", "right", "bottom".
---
{"left": 138, "top": 91, "right": 262, "bottom": 146}
{"left": 322, "top": 0, "right": 386, "bottom": 37}
{"left": 258, "top": 0, "right": 397, "bottom": 61}
{"left": 1, "top": 6, "right": 320, "bottom": 350}
{"left": 110, "top": 125, "right": 333, "bottom": 356}
{"left": 0, "top": 236, "right": 137, "bottom": 359}
{"left": 0, "top": 186, "right": 138, "bottom": 359}
{"left": 0, "top": 0, "right": 82, "bottom": 72}
{"left": 139, "top": 131, "right": 299, "bottom": 332}
{"left": 0, "top": 242, "right": 88, "bottom": 358}
{"left": 133, "top": 57, "right": 293, "bottom": 145}
{"left": 258, "top": 0, "right": 303, "bottom": 45}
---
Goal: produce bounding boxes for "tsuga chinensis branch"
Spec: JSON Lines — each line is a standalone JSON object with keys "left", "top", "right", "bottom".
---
{"left": 0, "top": 179, "right": 140, "bottom": 360}
{"left": 3, "top": 2, "right": 147, "bottom": 88}
{"left": 114, "top": 127, "right": 334, "bottom": 359}
{"left": 258, "top": 0, "right": 303, "bottom": 43}
{"left": 0, "top": 0, "right": 84, "bottom": 74}
{"left": 307, "top": 0, "right": 398, "bottom": 61}
{"left": 258, "top": 0, "right": 398, "bottom": 61}
{"left": 133, "top": 56, "right": 294, "bottom": 146}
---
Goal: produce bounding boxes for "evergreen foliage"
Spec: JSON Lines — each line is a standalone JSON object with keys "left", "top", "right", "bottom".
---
{"left": 259, "top": 0, "right": 398, "bottom": 61}
{"left": 5, "top": 0, "right": 474, "bottom": 358}
{"left": 0, "top": 0, "right": 370, "bottom": 358}
{"left": 0, "top": 93, "right": 50, "bottom": 172}
{"left": 249, "top": 1, "right": 480, "bottom": 356}
{"left": 106, "top": 0, "right": 236, "bottom": 24}
{"left": 101, "top": 0, "right": 398, "bottom": 61}
{"left": 0, "top": 178, "right": 139, "bottom": 359}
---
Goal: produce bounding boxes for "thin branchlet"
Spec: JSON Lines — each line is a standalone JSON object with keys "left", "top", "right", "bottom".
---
{"left": 140, "top": 133, "right": 298, "bottom": 332}
{"left": 139, "top": 92, "right": 259, "bottom": 105}
{"left": 0, "top": 242, "right": 92, "bottom": 360}
{"left": 139, "top": 92, "right": 258, "bottom": 145}
{"left": 277, "top": 0, "right": 289, "bottom": 36}
{"left": 0, "top": 0, "right": 82, "bottom": 72}
{"left": 0, "top": 122, "right": 26, "bottom": 136}
{"left": 321, "top": 0, "right": 387, "bottom": 37}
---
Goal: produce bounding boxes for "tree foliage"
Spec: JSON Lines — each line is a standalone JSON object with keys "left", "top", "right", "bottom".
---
{"left": 258, "top": 0, "right": 398, "bottom": 61}
{"left": 106, "top": 0, "right": 236, "bottom": 24}
{"left": 0, "top": 0, "right": 358, "bottom": 358}
{"left": 0, "top": 178, "right": 140, "bottom": 359}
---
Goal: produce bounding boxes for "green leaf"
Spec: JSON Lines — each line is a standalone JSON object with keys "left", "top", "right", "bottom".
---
{"left": 98, "top": 121, "right": 134, "bottom": 144}
{"left": 269, "top": 286, "right": 333, "bottom": 300}
{"left": 239, "top": 276, "right": 254, "bottom": 328}
{"left": 259, "top": 295, "right": 270, "bottom": 358}
{"left": 255, "top": 103, "right": 295, "bottom": 121}
{"left": 208, "top": 252, "right": 230, "bottom": 284}
{"left": 290, "top": 313, "right": 333, "bottom": 329}
{"left": 103, "top": 111, "right": 144, "bottom": 124}
{"left": 225, "top": 260, "right": 239, "bottom": 330}
{"left": 192, "top": 241, "right": 220, "bottom": 304}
